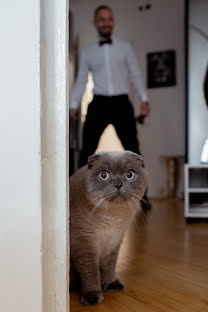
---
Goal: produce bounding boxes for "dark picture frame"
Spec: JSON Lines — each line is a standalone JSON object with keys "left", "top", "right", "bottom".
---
{"left": 147, "top": 50, "right": 176, "bottom": 88}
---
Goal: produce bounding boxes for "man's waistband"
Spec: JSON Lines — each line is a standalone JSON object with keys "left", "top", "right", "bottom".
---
{"left": 93, "top": 94, "right": 128, "bottom": 100}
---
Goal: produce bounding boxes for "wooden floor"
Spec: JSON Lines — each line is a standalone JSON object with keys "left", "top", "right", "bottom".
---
{"left": 70, "top": 199, "right": 208, "bottom": 312}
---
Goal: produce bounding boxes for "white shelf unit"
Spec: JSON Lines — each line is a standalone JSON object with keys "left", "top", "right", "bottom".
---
{"left": 184, "top": 164, "right": 208, "bottom": 218}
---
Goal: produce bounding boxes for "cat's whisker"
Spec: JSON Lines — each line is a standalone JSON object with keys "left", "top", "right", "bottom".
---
{"left": 88, "top": 191, "right": 114, "bottom": 220}
{"left": 88, "top": 197, "right": 105, "bottom": 219}
{"left": 122, "top": 190, "right": 147, "bottom": 226}
{"left": 138, "top": 207, "right": 146, "bottom": 225}
{"left": 87, "top": 190, "right": 108, "bottom": 208}
{"left": 91, "top": 190, "right": 115, "bottom": 202}
{"left": 122, "top": 191, "right": 136, "bottom": 216}
{"left": 139, "top": 205, "right": 148, "bottom": 224}
{"left": 133, "top": 213, "right": 140, "bottom": 233}
{"left": 134, "top": 194, "right": 152, "bottom": 210}
{"left": 128, "top": 197, "right": 141, "bottom": 231}
{"left": 105, "top": 198, "right": 110, "bottom": 215}
{"left": 88, "top": 200, "right": 103, "bottom": 219}
{"left": 87, "top": 194, "right": 102, "bottom": 208}
{"left": 124, "top": 190, "right": 152, "bottom": 210}
{"left": 127, "top": 196, "right": 134, "bottom": 214}
{"left": 131, "top": 195, "right": 148, "bottom": 225}
{"left": 125, "top": 195, "right": 140, "bottom": 233}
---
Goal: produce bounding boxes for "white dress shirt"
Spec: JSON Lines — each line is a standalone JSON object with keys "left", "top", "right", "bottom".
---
{"left": 70, "top": 38, "right": 148, "bottom": 110}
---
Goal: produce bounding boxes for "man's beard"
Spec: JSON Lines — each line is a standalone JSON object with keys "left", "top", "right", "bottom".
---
{"left": 98, "top": 29, "right": 112, "bottom": 39}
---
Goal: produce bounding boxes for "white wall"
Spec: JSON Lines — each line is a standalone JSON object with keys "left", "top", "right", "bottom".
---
{"left": 0, "top": 1, "right": 42, "bottom": 311}
{"left": 188, "top": 0, "right": 208, "bottom": 164}
{"left": 70, "top": 0, "right": 185, "bottom": 197}
{"left": 0, "top": 1, "right": 69, "bottom": 311}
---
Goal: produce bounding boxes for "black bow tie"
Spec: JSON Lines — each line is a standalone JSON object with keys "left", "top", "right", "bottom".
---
{"left": 99, "top": 38, "right": 112, "bottom": 46}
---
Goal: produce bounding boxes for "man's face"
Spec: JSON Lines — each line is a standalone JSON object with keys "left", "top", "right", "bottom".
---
{"left": 94, "top": 8, "right": 114, "bottom": 38}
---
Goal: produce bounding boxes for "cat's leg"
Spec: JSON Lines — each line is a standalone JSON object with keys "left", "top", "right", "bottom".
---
{"left": 72, "top": 249, "right": 104, "bottom": 305}
{"left": 100, "top": 246, "right": 124, "bottom": 292}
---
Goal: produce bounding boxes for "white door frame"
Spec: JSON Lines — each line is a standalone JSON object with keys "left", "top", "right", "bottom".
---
{"left": 40, "top": 0, "right": 69, "bottom": 311}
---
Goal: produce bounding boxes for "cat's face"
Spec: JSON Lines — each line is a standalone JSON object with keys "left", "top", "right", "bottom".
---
{"left": 85, "top": 151, "right": 148, "bottom": 209}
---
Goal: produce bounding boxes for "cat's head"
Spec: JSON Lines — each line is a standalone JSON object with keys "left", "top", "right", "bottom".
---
{"left": 85, "top": 151, "right": 148, "bottom": 208}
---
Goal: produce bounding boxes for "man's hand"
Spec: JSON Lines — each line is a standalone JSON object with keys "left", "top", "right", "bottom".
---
{"left": 69, "top": 109, "right": 78, "bottom": 122}
{"left": 136, "top": 102, "right": 150, "bottom": 124}
{"left": 139, "top": 102, "right": 150, "bottom": 117}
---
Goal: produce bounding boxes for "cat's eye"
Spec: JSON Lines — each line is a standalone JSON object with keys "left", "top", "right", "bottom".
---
{"left": 125, "top": 170, "right": 135, "bottom": 180}
{"left": 99, "top": 171, "right": 110, "bottom": 181}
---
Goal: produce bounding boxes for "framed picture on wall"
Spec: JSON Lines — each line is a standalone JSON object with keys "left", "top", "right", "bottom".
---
{"left": 147, "top": 50, "right": 176, "bottom": 88}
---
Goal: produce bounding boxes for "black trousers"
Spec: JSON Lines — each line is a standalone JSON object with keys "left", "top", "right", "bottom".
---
{"left": 79, "top": 94, "right": 141, "bottom": 167}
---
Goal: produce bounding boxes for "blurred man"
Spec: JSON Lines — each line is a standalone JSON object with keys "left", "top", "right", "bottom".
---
{"left": 70, "top": 5, "right": 151, "bottom": 208}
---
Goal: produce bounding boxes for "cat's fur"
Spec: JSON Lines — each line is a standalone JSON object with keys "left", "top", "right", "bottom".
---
{"left": 70, "top": 151, "right": 148, "bottom": 305}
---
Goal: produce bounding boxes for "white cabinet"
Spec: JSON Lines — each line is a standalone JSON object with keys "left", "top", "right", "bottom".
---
{"left": 185, "top": 164, "right": 208, "bottom": 218}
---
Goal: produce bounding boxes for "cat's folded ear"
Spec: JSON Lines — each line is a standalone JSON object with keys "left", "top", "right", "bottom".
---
{"left": 88, "top": 152, "right": 104, "bottom": 169}
{"left": 126, "top": 151, "right": 143, "bottom": 166}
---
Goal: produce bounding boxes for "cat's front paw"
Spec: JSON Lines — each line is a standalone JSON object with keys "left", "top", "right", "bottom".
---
{"left": 106, "top": 279, "right": 124, "bottom": 292}
{"left": 81, "top": 291, "right": 104, "bottom": 305}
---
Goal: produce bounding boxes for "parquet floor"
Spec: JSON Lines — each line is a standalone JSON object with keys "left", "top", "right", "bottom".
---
{"left": 70, "top": 199, "right": 208, "bottom": 312}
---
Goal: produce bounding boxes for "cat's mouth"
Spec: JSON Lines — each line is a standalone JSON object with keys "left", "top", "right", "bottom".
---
{"left": 108, "top": 191, "right": 127, "bottom": 202}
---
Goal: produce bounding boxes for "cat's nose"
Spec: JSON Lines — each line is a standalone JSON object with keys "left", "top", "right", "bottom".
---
{"left": 115, "top": 184, "right": 123, "bottom": 190}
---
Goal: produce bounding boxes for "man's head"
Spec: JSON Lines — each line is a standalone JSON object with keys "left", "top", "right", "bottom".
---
{"left": 94, "top": 5, "right": 114, "bottom": 39}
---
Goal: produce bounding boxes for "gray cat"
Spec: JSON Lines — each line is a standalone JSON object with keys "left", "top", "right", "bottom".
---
{"left": 70, "top": 151, "right": 148, "bottom": 305}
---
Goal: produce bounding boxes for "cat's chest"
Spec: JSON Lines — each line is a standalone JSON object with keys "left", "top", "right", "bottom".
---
{"left": 95, "top": 215, "right": 126, "bottom": 257}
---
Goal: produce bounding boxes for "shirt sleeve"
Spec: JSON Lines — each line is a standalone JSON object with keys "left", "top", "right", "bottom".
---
{"left": 126, "top": 43, "right": 148, "bottom": 103}
{"left": 70, "top": 50, "right": 89, "bottom": 110}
